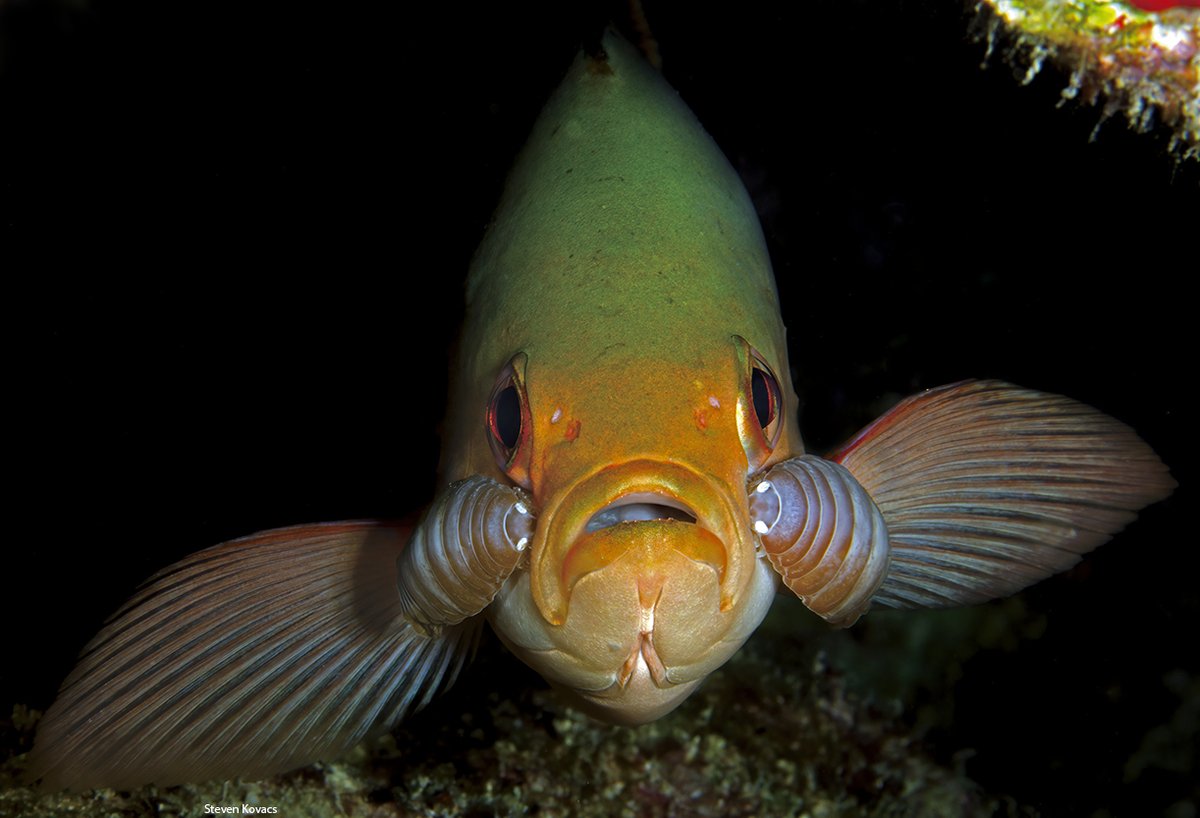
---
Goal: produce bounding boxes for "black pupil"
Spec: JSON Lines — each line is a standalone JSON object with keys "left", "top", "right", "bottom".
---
{"left": 493, "top": 384, "right": 521, "bottom": 450}
{"left": 751, "top": 367, "right": 775, "bottom": 428}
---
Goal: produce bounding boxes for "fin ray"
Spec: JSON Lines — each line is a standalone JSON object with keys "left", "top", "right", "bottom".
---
{"left": 833, "top": 380, "right": 1174, "bottom": 609}
{"left": 30, "top": 522, "right": 479, "bottom": 790}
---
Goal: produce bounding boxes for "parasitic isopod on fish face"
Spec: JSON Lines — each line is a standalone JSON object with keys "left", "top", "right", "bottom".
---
{"left": 749, "top": 455, "right": 890, "bottom": 628}
{"left": 396, "top": 475, "right": 535, "bottom": 635}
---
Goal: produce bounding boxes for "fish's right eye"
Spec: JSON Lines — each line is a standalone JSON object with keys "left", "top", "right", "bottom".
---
{"left": 488, "top": 380, "right": 521, "bottom": 453}
{"left": 485, "top": 355, "right": 533, "bottom": 488}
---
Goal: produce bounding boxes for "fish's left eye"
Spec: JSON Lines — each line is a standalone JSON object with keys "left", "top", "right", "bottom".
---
{"left": 485, "top": 354, "right": 533, "bottom": 489}
{"left": 737, "top": 340, "right": 786, "bottom": 468}
{"left": 751, "top": 364, "right": 780, "bottom": 430}
{"left": 749, "top": 350, "right": 783, "bottom": 451}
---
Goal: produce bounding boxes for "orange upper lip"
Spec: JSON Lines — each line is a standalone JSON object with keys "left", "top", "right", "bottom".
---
{"left": 530, "top": 459, "right": 751, "bottom": 625}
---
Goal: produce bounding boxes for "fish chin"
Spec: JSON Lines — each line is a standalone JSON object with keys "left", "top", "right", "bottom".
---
{"left": 556, "top": 664, "right": 705, "bottom": 726}
{"left": 488, "top": 526, "right": 777, "bottom": 724}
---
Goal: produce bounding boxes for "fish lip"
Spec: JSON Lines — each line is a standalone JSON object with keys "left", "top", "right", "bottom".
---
{"left": 531, "top": 459, "right": 751, "bottom": 626}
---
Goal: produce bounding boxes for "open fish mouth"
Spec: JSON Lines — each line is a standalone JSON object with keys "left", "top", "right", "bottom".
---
{"left": 532, "top": 460, "right": 757, "bottom": 627}
{"left": 585, "top": 493, "right": 698, "bottom": 531}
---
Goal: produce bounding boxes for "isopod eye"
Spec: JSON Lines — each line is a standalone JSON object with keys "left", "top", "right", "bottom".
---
{"left": 485, "top": 354, "right": 533, "bottom": 488}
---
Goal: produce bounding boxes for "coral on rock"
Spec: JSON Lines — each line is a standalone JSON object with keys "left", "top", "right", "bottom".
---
{"left": 975, "top": 0, "right": 1200, "bottom": 157}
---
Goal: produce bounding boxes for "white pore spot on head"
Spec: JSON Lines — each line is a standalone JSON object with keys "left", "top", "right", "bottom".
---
{"left": 515, "top": 537, "right": 528, "bottom": 551}
{"left": 708, "top": 395, "right": 721, "bottom": 409}
{"left": 754, "top": 520, "right": 769, "bottom": 535}
{"left": 550, "top": 407, "right": 562, "bottom": 424}
{"left": 514, "top": 502, "right": 528, "bottom": 515}
{"left": 755, "top": 481, "right": 771, "bottom": 493}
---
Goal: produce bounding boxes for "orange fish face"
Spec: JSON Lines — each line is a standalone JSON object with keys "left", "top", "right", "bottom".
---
{"left": 484, "top": 335, "right": 788, "bottom": 723}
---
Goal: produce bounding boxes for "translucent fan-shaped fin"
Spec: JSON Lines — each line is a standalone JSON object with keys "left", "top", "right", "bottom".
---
{"left": 831, "top": 380, "right": 1175, "bottom": 609}
{"left": 29, "top": 522, "right": 479, "bottom": 791}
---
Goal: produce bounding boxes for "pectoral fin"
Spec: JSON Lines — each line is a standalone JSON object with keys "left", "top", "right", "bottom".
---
{"left": 832, "top": 379, "right": 1175, "bottom": 609}
{"left": 29, "top": 522, "right": 479, "bottom": 791}
{"left": 752, "top": 380, "right": 1174, "bottom": 622}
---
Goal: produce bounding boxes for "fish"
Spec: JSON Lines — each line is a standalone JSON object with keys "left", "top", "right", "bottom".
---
{"left": 27, "top": 31, "right": 1175, "bottom": 791}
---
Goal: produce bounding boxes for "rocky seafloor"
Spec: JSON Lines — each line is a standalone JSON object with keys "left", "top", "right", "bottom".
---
{"left": 15, "top": 577, "right": 1198, "bottom": 818}
{"left": 4, "top": 600, "right": 1023, "bottom": 818}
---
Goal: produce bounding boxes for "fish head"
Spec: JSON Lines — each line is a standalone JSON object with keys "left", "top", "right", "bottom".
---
{"left": 484, "top": 331, "right": 795, "bottom": 723}
{"left": 439, "top": 32, "right": 801, "bottom": 723}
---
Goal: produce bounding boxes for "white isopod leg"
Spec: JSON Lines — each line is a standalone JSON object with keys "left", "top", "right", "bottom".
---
{"left": 396, "top": 476, "right": 536, "bottom": 635}
{"left": 748, "top": 455, "right": 890, "bottom": 627}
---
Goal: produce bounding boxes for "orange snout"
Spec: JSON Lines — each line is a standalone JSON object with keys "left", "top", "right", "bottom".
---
{"left": 487, "top": 460, "right": 778, "bottom": 724}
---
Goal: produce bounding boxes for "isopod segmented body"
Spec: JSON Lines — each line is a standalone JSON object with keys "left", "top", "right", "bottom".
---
{"left": 749, "top": 455, "right": 890, "bottom": 627}
{"left": 397, "top": 475, "right": 536, "bottom": 634}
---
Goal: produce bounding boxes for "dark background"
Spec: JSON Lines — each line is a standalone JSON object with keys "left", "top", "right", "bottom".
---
{"left": 2, "top": 1, "right": 1194, "bottom": 814}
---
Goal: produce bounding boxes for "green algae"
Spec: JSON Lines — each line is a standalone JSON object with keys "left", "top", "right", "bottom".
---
{"left": 973, "top": 0, "right": 1200, "bottom": 158}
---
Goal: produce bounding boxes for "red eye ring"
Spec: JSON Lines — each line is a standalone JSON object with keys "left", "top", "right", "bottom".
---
{"left": 485, "top": 354, "right": 532, "bottom": 488}
{"left": 751, "top": 361, "right": 780, "bottom": 431}
{"left": 735, "top": 338, "right": 786, "bottom": 468}
{"left": 487, "top": 376, "right": 522, "bottom": 456}
{"left": 748, "top": 348, "right": 783, "bottom": 450}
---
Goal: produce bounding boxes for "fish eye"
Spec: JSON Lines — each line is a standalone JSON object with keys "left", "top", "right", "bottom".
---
{"left": 751, "top": 364, "right": 779, "bottom": 430}
{"left": 490, "top": 382, "right": 521, "bottom": 451}
{"left": 485, "top": 354, "right": 533, "bottom": 488}
{"left": 748, "top": 350, "right": 783, "bottom": 450}
{"left": 736, "top": 340, "right": 786, "bottom": 468}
